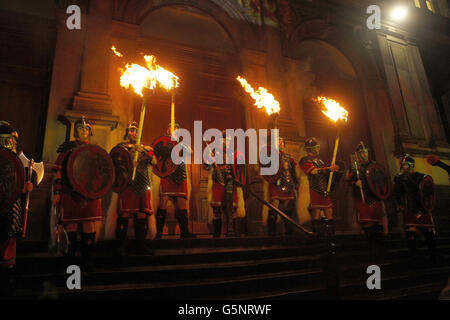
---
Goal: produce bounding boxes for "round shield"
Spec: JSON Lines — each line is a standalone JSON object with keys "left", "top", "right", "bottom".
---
{"left": 259, "top": 145, "right": 280, "bottom": 184}
{"left": 66, "top": 144, "right": 115, "bottom": 200}
{"left": 233, "top": 150, "right": 247, "bottom": 185}
{"left": 151, "top": 135, "right": 179, "bottom": 178}
{"left": 419, "top": 175, "right": 435, "bottom": 212}
{"left": 366, "top": 163, "right": 391, "bottom": 200}
{"left": 110, "top": 145, "right": 133, "bottom": 193}
{"left": 0, "top": 146, "right": 24, "bottom": 209}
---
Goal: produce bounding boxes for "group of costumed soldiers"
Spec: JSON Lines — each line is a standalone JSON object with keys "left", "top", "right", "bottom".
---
{"left": 0, "top": 117, "right": 442, "bottom": 294}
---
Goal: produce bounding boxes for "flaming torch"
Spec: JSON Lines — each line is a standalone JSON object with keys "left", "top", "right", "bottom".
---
{"left": 117, "top": 49, "right": 179, "bottom": 180}
{"left": 236, "top": 76, "right": 281, "bottom": 143}
{"left": 315, "top": 96, "right": 349, "bottom": 194}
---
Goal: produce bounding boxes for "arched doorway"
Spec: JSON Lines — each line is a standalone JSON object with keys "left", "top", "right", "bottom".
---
{"left": 137, "top": 5, "right": 244, "bottom": 234}
{"left": 292, "top": 40, "right": 373, "bottom": 231}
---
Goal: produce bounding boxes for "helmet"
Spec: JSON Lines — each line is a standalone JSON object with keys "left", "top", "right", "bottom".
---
{"left": 400, "top": 154, "right": 415, "bottom": 169}
{"left": 0, "top": 120, "right": 18, "bottom": 151}
{"left": 356, "top": 141, "right": 369, "bottom": 162}
{"left": 74, "top": 116, "right": 92, "bottom": 138}
{"left": 124, "top": 121, "right": 138, "bottom": 140}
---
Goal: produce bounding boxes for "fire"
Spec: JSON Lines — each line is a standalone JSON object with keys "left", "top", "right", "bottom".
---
{"left": 316, "top": 96, "right": 349, "bottom": 123}
{"left": 111, "top": 45, "right": 123, "bottom": 57}
{"left": 236, "top": 76, "right": 280, "bottom": 115}
{"left": 119, "top": 54, "right": 179, "bottom": 96}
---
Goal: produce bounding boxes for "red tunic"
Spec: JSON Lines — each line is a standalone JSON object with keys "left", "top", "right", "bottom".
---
{"left": 346, "top": 170, "right": 383, "bottom": 224}
{"left": 268, "top": 152, "right": 297, "bottom": 202}
{"left": 402, "top": 210, "right": 434, "bottom": 228}
{"left": 160, "top": 178, "right": 188, "bottom": 199}
{"left": 118, "top": 148, "right": 154, "bottom": 215}
{"left": 55, "top": 140, "right": 103, "bottom": 225}
{"left": 300, "top": 158, "right": 333, "bottom": 209}
{"left": 211, "top": 182, "right": 238, "bottom": 207}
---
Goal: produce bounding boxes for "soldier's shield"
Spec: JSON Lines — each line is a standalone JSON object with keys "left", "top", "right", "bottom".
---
{"left": 233, "top": 150, "right": 247, "bottom": 185}
{"left": 366, "top": 163, "right": 391, "bottom": 200}
{"left": 0, "top": 146, "right": 24, "bottom": 209}
{"left": 66, "top": 144, "right": 115, "bottom": 199}
{"left": 151, "top": 135, "right": 178, "bottom": 178}
{"left": 419, "top": 175, "right": 435, "bottom": 212}
{"left": 259, "top": 145, "right": 280, "bottom": 184}
{"left": 110, "top": 145, "right": 133, "bottom": 193}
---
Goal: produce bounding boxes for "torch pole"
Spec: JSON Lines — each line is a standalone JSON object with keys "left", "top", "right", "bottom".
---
{"left": 326, "top": 126, "right": 341, "bottom": 193}
{"left": 171, "top": 90, "right": 175, "bottom": 136}
{"left": 132, "top": 95, "right": 147, "bottom": 181}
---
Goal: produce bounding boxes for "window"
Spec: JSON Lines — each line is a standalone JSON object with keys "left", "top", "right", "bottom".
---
{"left": 414, "top": 0, "right": 421, "bottom": 8}
{"left": 426, "top": 0, "right": 435, "bottom": 12}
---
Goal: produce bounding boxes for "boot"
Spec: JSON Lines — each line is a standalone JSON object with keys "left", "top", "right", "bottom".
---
{"left": 67, "top": 232, "right": 78, "bottom": 258}
{"left": 134, "top": 218, "right": 152, "bottom": 255}
{"left": 176, "top": 210, "right": 196, "bottom": 239}
{"left": 81, "top": 232, "right": 96, "bottom": 272}
{"left": 268, "top": 211, "right": 277, "bottom": 237}
{"left": 284, "top": 211, "right": 294, "bottom": 236}
{"left": 213, "top": 218, "right": 222, "bottom": 238}
{"left": 233, "top": 218, "right": 241, "bottom": 238}
{"left": 406, "top": 231, "right": 417, "bottom": 260}
{"left": 423, "top": 230, "right": 437, "bottom": 263}
{"left": 155, "top": 209, "right": 166, "bottom": 240}
{"left": 115, "top": 217, "right": 128, "bottom": 257}
{"left": 225, "top": 216, "right": 235, "bottom": 238}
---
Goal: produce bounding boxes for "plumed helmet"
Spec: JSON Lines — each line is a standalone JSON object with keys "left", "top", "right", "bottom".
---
{"left": 74, "top": 116, "right": 92, "bottom": 137}
{"left": 305, "top": 137, "right": 319, "bottom": 149}
{"left": 400, "top": 154, "right": 415, "bottom": 169}
{"left": 124, "top": 121, "right": 138, "bottom": 139}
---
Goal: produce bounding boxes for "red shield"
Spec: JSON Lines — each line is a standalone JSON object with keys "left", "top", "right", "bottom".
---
{"left": 366, "top": 163, "right": 391, "bottom": 200}
{"left": 0, "top": 146, "right": 24, "bottom": 209}
{"left": 259, "top": 145, "right": 280, "bottom": 184}
{"left": 151, "top": 135, "right": 179, "bottom": 178}
{"left": 66, "top": 144, "right": 115, "bottom": 199}
{"left": 419, "top": 175, "right": 435, "bottom": 212}
{"left": 110, "top": 145, "right": 133, "bottom": 193}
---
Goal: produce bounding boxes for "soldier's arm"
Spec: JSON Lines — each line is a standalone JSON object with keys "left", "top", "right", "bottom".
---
{"left": 300, "top": 159, "right": 318, "bottom": 175}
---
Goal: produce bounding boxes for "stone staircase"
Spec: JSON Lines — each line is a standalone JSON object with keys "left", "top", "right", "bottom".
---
{"left": 7, "top": 231, "right": 450, "bottom": 300}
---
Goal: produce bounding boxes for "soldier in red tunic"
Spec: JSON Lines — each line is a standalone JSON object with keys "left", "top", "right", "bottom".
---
{"left": 155, "top": 123, "right": 195, "bottom": 239}
{"left": 265, "top": 137, "right": 299, "bottom": 236}
{"left": 52, "top": 117, "right": 102, "bottom": 267}
{"left": 204, "top": 131, "right": 242, "bottom": 237}
{"left": 0, "top": 121, "right": 34, "bottom": 295}
{"left": 346, "top": 142, "right": 386, "bottom": 259}
{"left": 299, "top": 137, "right": 340, "bottom": 234}
{"left": 394, "top": 155, "right": 437, "bottom": 261}
{"left": 115, "top": 122, "right": 156, "bottom": 255}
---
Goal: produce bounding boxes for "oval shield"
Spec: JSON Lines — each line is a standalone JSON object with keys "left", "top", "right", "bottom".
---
{"left": 419, "top": 175, "right": 435, "bottom": 212}
{"left": 151, "top": 135, "right": 178, "bottom": 178}
{"left": 66, "top": 144, "right": 115, "bottom": 200}
{"left": 110, "top": 145, "right": 133, "bottom": 193}
{"left": 366, "top": 163, "right": 391, "bottom": 200}
{"left": 0, "top": 146, "right": 24, "bottom": 209}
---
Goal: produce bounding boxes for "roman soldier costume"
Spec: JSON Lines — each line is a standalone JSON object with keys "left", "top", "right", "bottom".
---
{"left": 154, "top": 123, "right": 195, "bottom": 239}
{"left": 52, "top": 117, "right": 113, "bottom": 268}
{"left": 0, "top": 121, "right": 37, "bottom": 295}
{"left": 204, "top": 131, "right": 245, "bottom": 237}
{"left": 393, "top": 155, "right": 437, "bottom": 261}
{"left": 263, "top": 138, "right": 299, "bottom": 236}
{"left": 346, "top": 142, "right": 389, "bottom": 260}
{"left": 299, "top": 137, "right": 342, "bottom": 234}
{"left": 112, "top": 122, "right": 155, "bottom": 255}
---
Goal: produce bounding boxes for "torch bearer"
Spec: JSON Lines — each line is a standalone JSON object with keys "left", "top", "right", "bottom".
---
{"left": 117, "top": 51, "right": 179, "bottom": 180}
{"left": 315, "top": 97, "right": 349, "bottom": 194}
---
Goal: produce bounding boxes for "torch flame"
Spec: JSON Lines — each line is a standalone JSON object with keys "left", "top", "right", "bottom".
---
{"left": 119, "top": 54, "right": 179, "bottom": 96}
{"left": 111, "top": 45, "right": 123, "bottom": 57}
{"left": 316, "top": 96, "right": 349, "bottom": 123}
{"left": 236, "top": 76, "right": 280, "bottom": 115}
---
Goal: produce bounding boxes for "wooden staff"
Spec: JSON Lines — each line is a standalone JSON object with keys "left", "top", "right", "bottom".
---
{"left": 326, "top": 126, "right": 341, "bottom": 193}
{"left": 171, "top": 90, "right": 175, "bottom": 136}
{"left": 132, "top": 94, "right": 148, "bottom": 181}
